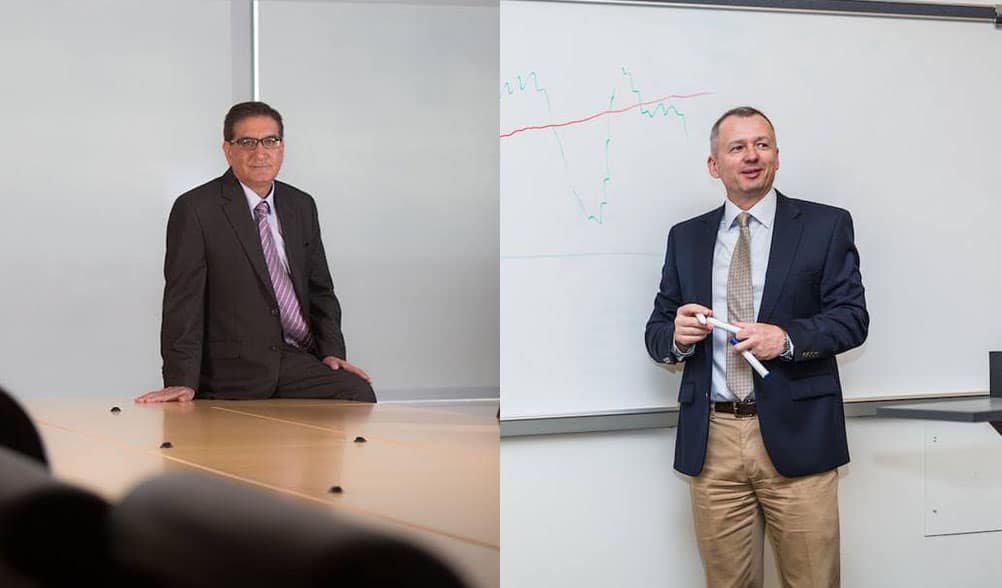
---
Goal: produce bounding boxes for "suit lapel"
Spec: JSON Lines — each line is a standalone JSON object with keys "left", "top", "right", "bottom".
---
{"left": 759, "top": 192, "right": 802, "bottom": 322}
{"left": 695, "top": 206, "right": 723, "bottom": 307}
{"left": 219, "top": 170, "right": 277, "bottom": 304}
{"left": 696, "top": 206, "right": 722, "bottom": 373}
{"left": 273, "top": 186, "right": 310, "bottom": 313}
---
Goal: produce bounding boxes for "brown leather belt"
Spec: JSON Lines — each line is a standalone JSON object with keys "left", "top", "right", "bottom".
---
{"left": 712, "top": 401, "right": 758, "bottom": 418}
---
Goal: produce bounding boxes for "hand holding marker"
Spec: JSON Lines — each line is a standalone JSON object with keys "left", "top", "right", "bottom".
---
{"left": 695, "top": 314, "right": 770, "bottom": 378}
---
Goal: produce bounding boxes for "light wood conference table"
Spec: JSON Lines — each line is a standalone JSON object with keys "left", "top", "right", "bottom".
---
{"left": 23, "top": 395, "right": 499, "bottom": 588}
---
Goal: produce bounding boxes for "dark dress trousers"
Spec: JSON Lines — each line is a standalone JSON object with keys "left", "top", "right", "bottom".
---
{"left": 161, "top": 169, "right": 373, "bottom": 401}
{"left": 645, "top": 192, "right": 868, "bottom": 477}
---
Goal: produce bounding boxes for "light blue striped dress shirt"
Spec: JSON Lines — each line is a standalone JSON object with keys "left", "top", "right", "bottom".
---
{"left": 241, "top": 181, "right": 291, "bottom": 273}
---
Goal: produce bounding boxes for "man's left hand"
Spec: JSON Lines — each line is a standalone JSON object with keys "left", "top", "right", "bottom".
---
{"left": 322, "top": 356, "right": 372, "bottom": 383}
{"left": 731, "top": 322, "right": 788, "bottom": 361}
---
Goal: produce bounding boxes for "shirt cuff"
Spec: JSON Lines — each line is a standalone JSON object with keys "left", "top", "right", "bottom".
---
{"left": 669, "top": 339, "right": 696, "bottom": 362}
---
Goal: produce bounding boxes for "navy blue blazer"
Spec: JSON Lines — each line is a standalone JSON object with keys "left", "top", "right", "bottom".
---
{"left": 645, "top": 192, "right": 868, "bottom": 477}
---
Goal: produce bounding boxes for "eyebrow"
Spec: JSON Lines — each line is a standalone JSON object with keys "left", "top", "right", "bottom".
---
{"left": 727, "top": 136, "right": 772, "bottom": 147}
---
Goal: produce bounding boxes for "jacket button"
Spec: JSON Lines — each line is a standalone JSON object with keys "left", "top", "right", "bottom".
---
{"left": 271, "top": 308, "right": 280, "bottom": 316}
{"left": 270, "top": 345, "right": 280, "bottom": 352}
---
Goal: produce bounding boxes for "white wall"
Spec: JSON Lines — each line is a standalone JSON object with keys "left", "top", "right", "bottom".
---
{"left": 502, "top": 418, "right": 1002, "bottom": 587}
{"left": 259, "top": 0, "right": 499, "bottom": 395}
{"left": 0, "top": 0, "right": 235, "bottom": 398}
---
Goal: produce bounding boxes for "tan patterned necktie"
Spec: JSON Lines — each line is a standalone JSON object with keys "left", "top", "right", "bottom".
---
{"left": 726, "top": 212, "right": 754, "bottom": 401}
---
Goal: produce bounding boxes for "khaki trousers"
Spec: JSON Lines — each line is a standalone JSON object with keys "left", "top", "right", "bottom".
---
{"left": 689, "top": 410, "right": 840, "bottom": 588}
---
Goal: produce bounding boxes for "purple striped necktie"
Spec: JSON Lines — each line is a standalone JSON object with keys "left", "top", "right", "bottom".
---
{"left": 255, "top": 200, "right": 314, "bottom": 350}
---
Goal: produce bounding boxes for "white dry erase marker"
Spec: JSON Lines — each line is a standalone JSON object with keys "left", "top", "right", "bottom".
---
{"left": 696, "top": 313, "right": 740, "bottom": 335}
{"left": 696, "top": 314, "right": 770, "bottom": 378}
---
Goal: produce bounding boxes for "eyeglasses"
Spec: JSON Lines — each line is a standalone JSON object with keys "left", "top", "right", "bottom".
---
{"left": 229, "top": 136, "right": 283, "bottom": 151}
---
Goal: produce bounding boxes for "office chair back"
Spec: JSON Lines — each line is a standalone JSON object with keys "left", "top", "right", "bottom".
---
{"left": 0, "top": 447, "right": 114, "bottom": 585}
{"left": 110, "top": 472, "right": 468, "bottom": 587}
{"left": 0, "top": 387, "right": 47, "bottom": 467}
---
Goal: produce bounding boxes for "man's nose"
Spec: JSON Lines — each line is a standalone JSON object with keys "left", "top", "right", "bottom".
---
{"left": 743, "top": 145, "right": 759, "bottom": 162}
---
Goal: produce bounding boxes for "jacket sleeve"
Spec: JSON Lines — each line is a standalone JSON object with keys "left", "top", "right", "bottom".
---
{"left": 645, "top": 226, "right": 686, "bottom": 364}
{"left": 784, "top": 209, "right": 869, "bottom": 361}
{"left": 304, "top": 197, "right": 347, "bottom": 360}
{"left": 160, "top": 197, "right": 206, "bottom": 389}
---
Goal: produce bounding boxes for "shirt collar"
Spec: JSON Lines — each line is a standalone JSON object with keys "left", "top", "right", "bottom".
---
{"left": 721, "top": 188, "right": 777, "bottom": 230}
{"left": 241, "top": 181, "right": 275, "bottom": 216}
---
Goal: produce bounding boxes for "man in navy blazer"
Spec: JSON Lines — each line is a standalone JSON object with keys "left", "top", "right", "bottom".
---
{"left": 645, "top": 107, "right": 867, "bottom": 586}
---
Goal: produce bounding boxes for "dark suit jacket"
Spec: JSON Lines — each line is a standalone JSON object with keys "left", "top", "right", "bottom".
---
{"left": 645, "top": 192, "right": 868, "bottom": 477}
{"left": 161, "top": 169, "right": 347, "bottom": 399}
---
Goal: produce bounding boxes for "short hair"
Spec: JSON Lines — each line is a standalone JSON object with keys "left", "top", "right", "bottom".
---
{"left": 223, "top": 101, "right": 284, "bottom": 142}
{"left": 709, "top": 106, "right": 775, "bottom": 154}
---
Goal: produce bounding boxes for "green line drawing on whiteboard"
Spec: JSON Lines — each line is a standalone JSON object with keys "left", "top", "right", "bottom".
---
{"left": 621, "top": 66, "right": 689, "bottom": 134}
{"left": 500, "top": 71, "right": 610, "bottom": 223}
{"left": 501, "top": 68, "right": 699, "bottom": 225}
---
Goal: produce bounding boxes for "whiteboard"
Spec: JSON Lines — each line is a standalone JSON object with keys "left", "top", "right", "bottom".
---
{"left": 500, "top": 0, "right": 1002, "bottom": 418}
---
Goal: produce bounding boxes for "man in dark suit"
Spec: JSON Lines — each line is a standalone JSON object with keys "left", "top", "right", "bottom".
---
{"left": 137, "top": 102, "right": 375, "bottom": 403}
{"left": 645, "top": 107, "right": 867, "bottom": 586}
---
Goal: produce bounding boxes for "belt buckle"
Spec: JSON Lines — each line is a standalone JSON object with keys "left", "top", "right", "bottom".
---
{"left": 734, "top": 400, "right": 756, "bottom": 419}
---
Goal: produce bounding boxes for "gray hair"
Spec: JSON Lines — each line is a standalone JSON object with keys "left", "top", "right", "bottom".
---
{"left": 709, "top": 106, "right": 775, "bottom": 154}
